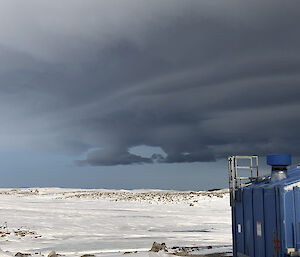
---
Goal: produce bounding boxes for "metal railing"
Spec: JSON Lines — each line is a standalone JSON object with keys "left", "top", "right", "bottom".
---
{"left": 228, "top": 155, "right": 259, "bottom": 205}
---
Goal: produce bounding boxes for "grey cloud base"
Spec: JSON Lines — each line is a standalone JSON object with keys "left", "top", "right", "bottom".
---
{"left": 0, "top": 0, "right": 300, "bottom": 166}
{"left": 77, "top": 148, "right": 153, "bottom": 166}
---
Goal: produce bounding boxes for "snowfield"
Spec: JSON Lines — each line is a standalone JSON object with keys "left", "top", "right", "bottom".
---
{"left": 0, "top": 188, "right": 231, "bottom": 257}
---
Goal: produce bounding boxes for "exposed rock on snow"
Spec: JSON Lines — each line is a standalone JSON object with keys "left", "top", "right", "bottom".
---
{"left": 15, "top": 253, "right": 31, "bottom": 257}
{"left": 150, "top": 242, "right": 167, "bottom": 252}
{"left": 0, "top": 188, "right": 228, "bottom": 206}
{"left": 0, "top": 226, "right": 41, "bottom": 241}
{"left": 47, "top": 251, "right": 57, "bottom": 257}
{"left": 168, "top": 246, "right": 232, "bottom": 256}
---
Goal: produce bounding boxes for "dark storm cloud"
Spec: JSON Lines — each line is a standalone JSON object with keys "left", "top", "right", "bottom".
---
{"left": 77, "top": 147, "right": 153, "bottom": 166}
{"left": 0, "top": 0, "right": 300, "bottom": 165}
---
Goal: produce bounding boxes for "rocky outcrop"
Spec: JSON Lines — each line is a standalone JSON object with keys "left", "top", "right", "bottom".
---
{"left": 150, "top": 242, "right": 167, "bottom": 252}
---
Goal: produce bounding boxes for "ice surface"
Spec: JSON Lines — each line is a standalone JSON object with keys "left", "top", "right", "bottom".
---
{"left": 0, "top": 188, "right": 231, "bottom": 257}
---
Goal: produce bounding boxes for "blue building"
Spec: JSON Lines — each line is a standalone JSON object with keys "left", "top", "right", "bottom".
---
{"left": 229, "top": 154, "right": 300, "bottom": 257}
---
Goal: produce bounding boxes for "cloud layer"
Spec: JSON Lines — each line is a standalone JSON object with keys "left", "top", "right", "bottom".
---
{"left": 0, "top": 0, "right": 300, "bottom": 165}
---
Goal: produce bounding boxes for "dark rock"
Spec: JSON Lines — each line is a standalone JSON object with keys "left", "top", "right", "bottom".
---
{"left": 15, "top": 253, "right": 31, "bottom": 257}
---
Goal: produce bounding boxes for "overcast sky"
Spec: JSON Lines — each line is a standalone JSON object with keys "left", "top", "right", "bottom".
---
{"left": 0, "top": 1, "right": 299, "bottom": 190}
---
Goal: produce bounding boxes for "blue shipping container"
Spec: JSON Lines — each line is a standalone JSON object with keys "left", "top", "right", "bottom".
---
{"left": 230, "top": 154, "right": 300, "bottom": 257}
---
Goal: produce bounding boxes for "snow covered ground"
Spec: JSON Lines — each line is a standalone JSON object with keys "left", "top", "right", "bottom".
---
{"left": 0, "top": 188, "right": 231, "bottom": 257}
